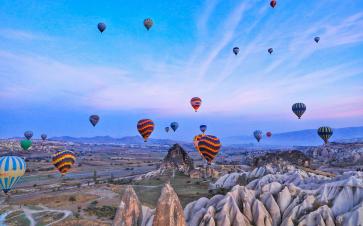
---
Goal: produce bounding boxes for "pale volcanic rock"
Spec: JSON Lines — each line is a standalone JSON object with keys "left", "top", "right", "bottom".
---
{"left": 277, "top": 186, "right": 292, "bottom": 213}
{"left": 113, "top": 185, "right": 143, "bottom": 226}
{"left": 152, "top": 183, "right": 186, "bottom": 226}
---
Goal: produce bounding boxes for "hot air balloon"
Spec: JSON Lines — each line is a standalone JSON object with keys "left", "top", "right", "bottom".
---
{"left": 190, "top": 97, "right": 202, "bottom": 112}
{"left": 0, "top": 156, "right": 26, "bottom": 194}
{"left": 233, "top": 47, "right": 240, "bottom": 55}
{"left": 200, "top": 125, "right": 207, "bottom": 134}
{"left": 193, "top": 134, "right": 204, "bottom": 159}
{"left": 317, "top": 127, "right": 333, "bottom": 144}
{"left": 20, "top": 140, "right": 32, "bottom": 151}
{"left": 52, "top": 150, "right": 76, "bottom": 176}
{"left": 137, "top": 119, "right": 155, "bottom": 142}
{"left": 197, "top": 135, "right": 221, "bottom": 164}
{"left": 41, "top": 134, "right": 47, "bottom": 141}
{"left": 170, "top": 122, "right": 179, "bottom": 132}
{"left": 270, "top": 0, "right": 277, "bottom": 8}
{"left": 266, "top": 131, "right": 272, "bottom": 138}
{"left": 165, "top": 127, "right": 170, "bottom": 133}
{"left": 268, "top": 48, "right": 273, "bottom": 54}
{"left": 314, "top": 37, "right": 320, "bottom": 43}
{"left": 254, "top": 130, "right": 263, "bottom": 142}
{"left": 89, "top": 115, "right": 100, "bottom": 127}
{"left": 24, "top": 131, "right": 33, "bottom": 140}
{"left": 144, "top": 18, "right": 153, "bottom": 30}
{"left": 292, "top": 103, "right": 306, "bottom": 119}
{"left": 97, "top": 22, "right": 106, "bottom": 33}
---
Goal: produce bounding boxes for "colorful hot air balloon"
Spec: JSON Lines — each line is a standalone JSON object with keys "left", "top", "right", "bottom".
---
{"left": 317, "top": 127, "right": 333, "bottom": 144}
{"left": 190, "top": 97, "right": 202, "bottom": 112}
{"left": 314, "top": 37, "right": 320, "bottom": 43}
{"left": 0, "top": 156, "right": 26, "bottom": 194}
{"left": 89, "top": 115, "right": 100, "bottom": 127}
{"left": 193, "top": 134, "right": 204, "bottom": 158}
{"left": 198, "top": 135, "right": 221, "bottom": 164}
{"left": 292, "top": 103, "right": 306, "bottom": 119}
{"left": 170, "top": 122, "right": 179, "bottom": 132}
{"left": 254, "top": 130, "right": 263, "bottom": 142}
{"left": 233, "top": 47, "right": 240, "bottom": 55}
{"left": 20, "top": 140, "right": 32, "bottom": 151}
{"left": 270, "top": 0, "right": 277, "bottom": 8}
{"left": 200, "top": 125, "right": 207, "bottom": 134}
{"left": 137, "top": 119, "right": 155, "bottom": 142}
{"left": 144, "top": 18, "right": 153, "bottom": 30}
{"left": 165, "top": 127, "right": 170, "bottom": 133}
{"left": 98, "top": 22, "right": 106, "bottom": 33}
{"left": 52, "top": 150, "right": 76, "bottom": 176}
{"left": 41, "top": 134, "right": 47, "bottom": 141}
{"left": 24, "top": 131, "right": 33, "bottom": 140}
{"left": 266, "top": 131, "right": 272, "bottom": 138}
{"left": 268, "top": 48, "right": 273, "bottom": 54}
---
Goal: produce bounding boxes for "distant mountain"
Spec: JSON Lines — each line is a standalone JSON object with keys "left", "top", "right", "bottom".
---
{"left": 223, "top": 126, "right": 363, "bottom": 146}
{"left": 49, "top": 135, "right": 186, "bottom": 145}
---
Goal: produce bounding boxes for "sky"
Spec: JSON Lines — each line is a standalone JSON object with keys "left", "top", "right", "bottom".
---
{"left": 0, "top": 0, "right": 362, "bottom": 140}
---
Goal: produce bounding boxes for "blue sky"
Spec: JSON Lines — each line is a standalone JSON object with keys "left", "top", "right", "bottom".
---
{"left": 0, "top": 0, "right": 362, "bottom": 140}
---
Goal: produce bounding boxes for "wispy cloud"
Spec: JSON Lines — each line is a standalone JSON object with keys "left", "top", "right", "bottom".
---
{"left": 0, "top": 29, "right": 51, "bottom": 41}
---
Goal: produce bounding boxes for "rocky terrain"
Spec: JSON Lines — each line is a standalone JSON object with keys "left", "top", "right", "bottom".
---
{"left": 114, "top": 165, "right": 363, "bottom": 226}
{"left": 304, "top": 142, "right": 363, "bottom": 167}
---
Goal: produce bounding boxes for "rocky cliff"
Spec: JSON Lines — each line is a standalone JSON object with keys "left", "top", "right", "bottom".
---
{"left": 160, "top": 144, "right": 194, "bottom": 174}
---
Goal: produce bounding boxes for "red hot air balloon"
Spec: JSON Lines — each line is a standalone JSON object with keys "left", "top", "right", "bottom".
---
{"left": 198, "top": 135, "right": 221, "bottom": 164}
{"left": 266, "top": 132, "right": 272, "bottom": 138}
{"left": 270, "top": 0, "right": 277, "bottom": 8}
{"left": 190, "top": 97, "right": 202, "bottom": 112}
{"left": 137, "top": 119, "right": 155, "bottom": 142}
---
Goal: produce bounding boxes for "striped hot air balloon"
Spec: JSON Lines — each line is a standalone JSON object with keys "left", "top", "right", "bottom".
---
{"left": 197, "top": 135, "right": 221, "bottom": 164}
{"left": 137, "top": 119, "right": 155, "bottom": 142}
{"left": 317, "top": 127, "right": 333, "bottom": 144}
{"left": 0, "top": 156, "right": 26, "bottom": 194}
{"left": 52, "top": 150, "right": 76, "bottom": 176}
{"left": 292, "top": 103, "right": 306, "bottom": 119}
{"left": 190, "top": 97, "right": 202, "bottom": 112}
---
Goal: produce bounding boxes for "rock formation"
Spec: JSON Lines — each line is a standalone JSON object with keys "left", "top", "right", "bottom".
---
{"left": 185, "top": 170, "right": 363, "bottom": 226}
{"left": 160, "top": 144, "right": 194, "bottom": 174}
{"left": 152, "top": 183, "right": 186, "bottom": 226}
{"left": 113, "top": 185, "right": 143, "bottom": 226}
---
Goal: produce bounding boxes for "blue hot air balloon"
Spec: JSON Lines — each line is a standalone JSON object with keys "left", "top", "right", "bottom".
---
{"left": 200, "top": 125, "right": 207, "bottom": 134}
{"left": 170, "top": 122, "right": 179, "bottom": 132}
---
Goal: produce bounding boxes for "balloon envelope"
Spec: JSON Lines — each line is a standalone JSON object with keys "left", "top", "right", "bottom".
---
{"left": 144, "top": 18, "right": 153, "bottom": 30}
{"left": 0, "top": 156, "right": 26, "bottom": 193}
{"left": 268, "top": 48, "right": 273, "bottom": 54}
{"left": 24, "top": 131, "right": 33, "bottom": 140}
{"left": 314, "top": 37, "right": 320, "bottom": 43}
{"left": 89, "top": 115, "right": 100, "bottom": 127}
{"left": 292, "top": 103, "right": 306, "bottom": 119}
{"left": 190, "top": 97, "right": 202, "bottom": 112}
{"left": 165, "top": 127, "right": 170, "bottom": 133}
{"left": 97, "top": 22, "right": 106, "bottom": 33}
{"left": 200, "top": 125, "right": 207, "bottom": 133}
{"left": 41, "top": 134, "right": 47, "bottom": 141}
{"left": 317, "top": 127, "right": 333, "bottom": 144}
{"left": 170, "top": 122, "right": 179, "bottom": 132}
{"left": 52, "top": 150, "right": 76, "bottom": 175}
{"left": 20, "top": 140, "right": 32, "bottom": 151}
{"left": 254, "top": 130, "right": 263, "bottom": 142}
{"left": 197, "top": 135, "right": 221, "bottom": 164}
{"left": 266, "top": 132, "right": 272, "bottom": 138}
{"left": 137, "top": 119, "right": 155, "bottom": 142}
